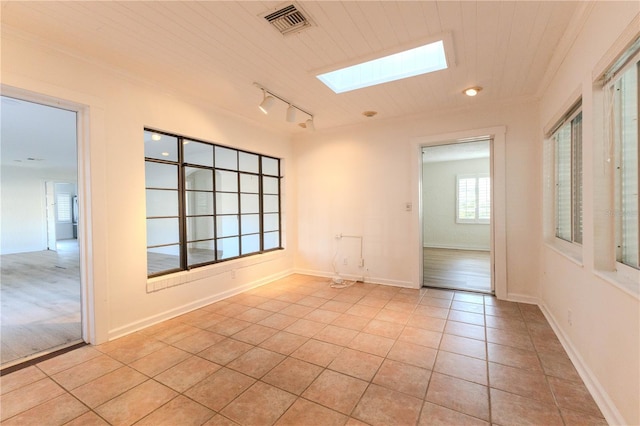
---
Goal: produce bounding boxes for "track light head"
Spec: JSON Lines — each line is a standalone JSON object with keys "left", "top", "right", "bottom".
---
{"left": 259, "top": 90, "right": 275, "bottom": 114}
{"left": 305, "top": 118, "right": 315, "bottom": 131}
{"left": 286, "top": 104, "right": 296, "bottom": 122}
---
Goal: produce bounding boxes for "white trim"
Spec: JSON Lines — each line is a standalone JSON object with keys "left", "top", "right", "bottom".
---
{"left": 544, "top": 240, "right": 584, "bottom": 267}
{"left": 539, "top": 303, "right": 627, "bottom": 426}
{"left": 293, "top": 268, "right": 415, "bottom": 289}
{"left": 505, "top": 293, "right": 538, "bottom": 305}
{"left": 424, "top": 244, "right": 490, "bottom": 251}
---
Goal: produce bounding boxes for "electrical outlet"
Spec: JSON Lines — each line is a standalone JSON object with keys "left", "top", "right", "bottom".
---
{"left": 359, "top": 258, "right": 365, "bottom": 267}
{"left": 343, "top": 258, "right": 348, "bottom": 266}
{"left": 567, "top": 309, "right": 572, "bottom": 326}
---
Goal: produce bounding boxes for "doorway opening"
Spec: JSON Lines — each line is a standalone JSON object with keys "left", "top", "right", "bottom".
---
{"left": 421, "top": 139, "right": 493, "bottom": 293}
{"left": 0, "top": 96, "right": 82, "bottom": 367}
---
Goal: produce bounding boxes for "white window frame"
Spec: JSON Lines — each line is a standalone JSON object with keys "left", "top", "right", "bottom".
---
{"left": 456, "top": 173, "right": 490, "bottom": 224}
{"left": 56, "top": 192, "right": 72, "bottom": 223}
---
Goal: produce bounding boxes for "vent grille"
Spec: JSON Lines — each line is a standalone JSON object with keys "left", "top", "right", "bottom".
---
{"left": 263, "top": 4, "right": 312, "bottom": 35}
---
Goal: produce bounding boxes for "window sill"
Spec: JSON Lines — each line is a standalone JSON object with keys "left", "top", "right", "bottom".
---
{"left": 544, "top": 239, "right": 583, "bottom": 266}
{"left": 593, "top": 268, "right": 640, "bottom": 301}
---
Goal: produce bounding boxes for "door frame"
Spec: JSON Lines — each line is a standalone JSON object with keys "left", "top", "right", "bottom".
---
{"left": 412, "top": 126, "right": 507, "bottom": 300}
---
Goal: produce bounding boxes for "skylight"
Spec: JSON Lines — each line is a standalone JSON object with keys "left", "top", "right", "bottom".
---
{"left": 316, "top": 40, "right": 448, "bottom": 93}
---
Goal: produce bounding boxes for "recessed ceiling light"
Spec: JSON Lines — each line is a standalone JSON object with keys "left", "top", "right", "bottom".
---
{"left": 317, "top": 40, "right": 448, "bottom": 93}
{"left": 161, "top": 152, "right": 169, "bottom": 156}
{"left": 151, "top": 133, "right": 162, "bottom": 141}
{"left": 463, "top": 86, "right": 482, "bottom": 96}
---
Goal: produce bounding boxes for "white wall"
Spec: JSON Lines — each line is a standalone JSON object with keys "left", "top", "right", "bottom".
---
{"left": 2, "top": 31, "right": 296, "bottom": 343}
{"left": 0, "top": 166, "right": 76, "bottom": 254}
{"left": 538, "top": 3, "right": 640, "bottom": 425}
{"left": 423, "top": 158, "right": 490, "bottom": 250}
{"left": 293, "top": 99, "right": 540, "bottom": 296}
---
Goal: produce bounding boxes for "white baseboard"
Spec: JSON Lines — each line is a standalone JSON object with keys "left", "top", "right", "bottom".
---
{"left": 538, "top": 302, "right": 625, "bottom": 426}
{"left": 108, "top": 268, "right": 294, "bottom": 341}
{"left": 293, "top": 268, "right": 415, "bottom": 289}
{"left": 505, "top": 292, "right": 538, "bottom": 305}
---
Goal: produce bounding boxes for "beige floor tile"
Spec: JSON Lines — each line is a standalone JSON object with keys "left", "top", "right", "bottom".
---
{"left": 155, "top": 355, "right": 221, "bottom": 392}
{"left": 444, "top": 320, "right": 486, "bottom": 341}
{"left": 259, "top": 330, "right": 309, "bottom": 355}
{"left": 434, "top": 351, "right": 487, "bottom": 385}
{"left": 213, "top": 303, "right": 251, "bottom": 317}
{"left": 291, "top": 339, "right": 343, "bottom": 367}
{"left": 198, "top": 337, "right": 253, "bottom": 365}
{"left": 179, "top": 309, "right": 224, "bottom": 329}
{"left": 52, "top": 354, "right": 123, "bottom": 390}
{"left": 539, "top": 351, "right": 582, "bottom": 382}
{"left": 384, "top": 300, "right": 418, "bottom": 313}
{"left": 331, "top": 314, "right": 371, "bottom": 331}
{"left": 454, "top": 293, "right": 485, "bottom": 304}
{"left": 348, "top": 332, "right": 395, "bottom": 357}
{"left": 275, "top": 398, "right": 348, "bottom": 426}
{"left": 345, "top": 304, "right": 381, "bottom": 319}
{"left": 262, "top": 357, "right": 323, "bottom": 394}
{"left": 425, "top": 372, "right": 489, "bottom": 421}
{"left": 296, "top": 295, "right": 329, "bottom": 308}
{"left": 356, "top": 296, "right": 388, "bottom": 308}
{"left": 352, "top": 383, "right": 423, "bottom": 426}
{"left": 372, "top": 359, "right": 431, "bottom": 398}
{"left": 485, "top": 314, "right": 527, "bottom": 332}
{"left": 328, "top": 347, "right": 384, "bottom": 381}
{"left": 439, "top": 334, "right": 486, "bottom": 360}
{"left": 256, "top": 299, "right": 291, "bottom": 312}
{"left": 257, "top": 313, "right": 299, "bottom": 330}
{"left": 548, "top": 376, "right": 604, "bottom": 417}
{"left": 284, "top": 318, "right": 326, "bottom": 337}
{"left": 321, "top": 300, "right": 353, "bottom": 313}
{"left": 303, "top": 369, "right": 368, "bottom": 415}
{"left": 398, "top": 326, "right": 442, "bottom": 348}
{"left": 206, "top": 317, "right": 252, "bottom": 336}
{"left": 306, "top": 308, "right": 342, "bottom": 324}
{"left": 185, "top": 367, "right": 255, "bottom": 411}
{"left": 94, "top": 380, "right": 177, "bottom": 426}
{"left": 202, "top": 414, "right": 241, "bottom": 426}
{"left": 419, "top": 401, "right": 489, "bottom": 426}
{"left": 231, "top": 323, "right": 279, "bottom": 345}
{"left": 135, "top": 395, "right": 214, "bottom": 425}
{"left": 374, "top": 308, "right": 412, "bottom": 324}
{"left": 64, "top": 411, "right": 110, "bottom": 426}
{"left": 2, "top": 392, "right": 87, "bottom": 426}
{"left": 313, "top": 324, "right": 359, "bottom": 346}
{"left": 151, "top": 323, "right": 201, "bottom": 344}
{"left": 486, "top": 327, "right": 535, "bottom": 351}
{"left": 487, "top": 343, "right": 542, "bottom": 371}
{"left": 560, "top": 408, "right": 609, "bottom": 425}
{"left": 221, "top": 381, "right": 296, "bottom": 425}
{"left": 130, "top": 345, "right": 190, "bottom": 376}
{"left": 234, "top": 307, "right": 273, "bottom": 323}
{"left": 227, "top": 347, "right": 285, "bottom": 378}
{"left": 488, "top": 362, "right": 554, "bottom": 403}
{"left": 484, "top": 304, "right": 523, "bottom": 320}
{"left": 36, "top": 346, "right": 103, "bottom": 376}
{"left": 406, "top": 314, "right": 446, "bottom": 332}
{"left": 279, "top": 303, "right": 315, "bottom": 318}
{"left": 71, "top": 366, "right": 147, "bottom": 407}
{"left": 104, "top": 335, "right": 168, "bottom": 364}
{"left": 490, "top": 388, "right": 563, "bottom": 426}
{"left": 0, "top": 377, "right": 66, "bottom": 421}
{"left": 172, "top": 329, "right": 226, "bottom": 353}
{"left": 450, "top": 300, "right": 484, "bottom": 314}
{"left": 414, "top": 304, "right": 450, "bottom": 319}
{"left": 362, "top": 319, "right": 405, "bottom": 339}
{"left": 0, "top": 366, "right": 46, "bottom": 395}
{"left": 448, "top": 310, "right": 485, "bottom": 326}
{"left": 420, "top": 296, "right": 453, "bottom": 309}
{"left": 387, "top": 340, "right": 438, "bottom": 370}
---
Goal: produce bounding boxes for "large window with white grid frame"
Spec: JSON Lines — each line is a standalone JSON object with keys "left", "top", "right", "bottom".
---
{"left": 144, "top": 129, "right": 283, "bottom": 277}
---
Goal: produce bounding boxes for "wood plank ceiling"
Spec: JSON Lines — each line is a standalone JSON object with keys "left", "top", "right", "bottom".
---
{"left": 1, "top": 1, "right": 581, "bottom": 132}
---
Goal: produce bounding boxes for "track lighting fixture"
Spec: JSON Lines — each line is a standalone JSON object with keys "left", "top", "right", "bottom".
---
{"left": 254, "top": 82, "right": 314, "bottom": 130}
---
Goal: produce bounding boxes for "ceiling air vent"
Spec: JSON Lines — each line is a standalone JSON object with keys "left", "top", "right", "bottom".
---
{"left": 263, "top": 3, "right": 312, "bottom": 36}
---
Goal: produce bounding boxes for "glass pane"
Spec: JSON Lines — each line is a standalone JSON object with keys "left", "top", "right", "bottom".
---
{"left": 264, "top": 232, "right": 280, "bottom": 250}
{"left": 217, "top": 215, "right": 239, "bottom": 237}
{"left": 188, "top": 240, "right": 216, "bottom": 265}
{"left": 217, "top": 237, "right": 239, "bottom": 259}
{"left": 144, "top": 131, "right": 178, "bottom": 161}
{"left": 241, "top": 193, "right": 259, "bottom": 214}
{"left": 555, "top": 123, "right": 572, "bottom": 242}
{"left": 241, "top": 214, "right": 260, "bottom": 234}
{"left": 145, "top": 162, "right": 177, "bottom": 189}
{"left": 216, "top": 170, "right": 238, "bottom": 192}
{"left": 146, "top": 189, "right": 178, "bottom": 217}
{"left": 147, "top": 245, "right": 180, "bottom": 275}
{"left": 185, "top": 191, "right": 213, "bottom": 216}
{"left": 457, "top": 177, "right": 476, "bottom": 220}
{"left": 240, "top": 174, "right": 259, "bottom": 193}
{"left": 216, "top": 193, "right": 238, "bottom": 214}
{"left": 263, "top": 176, "right": 279, "bottom": 194}
{"left": 215, "top": 146, "right": 238, "bottom": 170}
{"left": 147, "top": 217, "right": 179, "bottom": 247}
{"left": 262, "top": 156, "right": 279, "bottom": 176}
{"left": 239, "top": 152, "right": 259, "bottom": 173}
{"left": 185, "top": 167, "right": 213, "bottom": 191}
{"left": 242, "top": 234, "right": 260, "bottom": 255}
{"left": 264, "top": 213, "right": 279, "bottom": 232}
{"left": 187, "top": 216, "right": 214, "bottom": 241}
{"left": 184, "top": 140, "right": 213, "bottom": 167}
{"left": 263, "top": 194, "right": 279, "bottom": 213}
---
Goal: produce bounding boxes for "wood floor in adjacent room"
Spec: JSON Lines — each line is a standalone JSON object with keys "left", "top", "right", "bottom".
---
{"left": 424, "top": 248, "right": 491, "bottom": 293}
{"left": 1, "top": 240, "right": 82, "bottom": 366}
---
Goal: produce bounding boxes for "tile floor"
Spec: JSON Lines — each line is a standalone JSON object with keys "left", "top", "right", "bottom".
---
{"left": 0, "top": 274, "right": 607, "bottom": 425}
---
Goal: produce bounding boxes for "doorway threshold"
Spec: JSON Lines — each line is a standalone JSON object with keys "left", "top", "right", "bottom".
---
{"left": 1, "top": 340, "right": 86, "bottom": 376}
